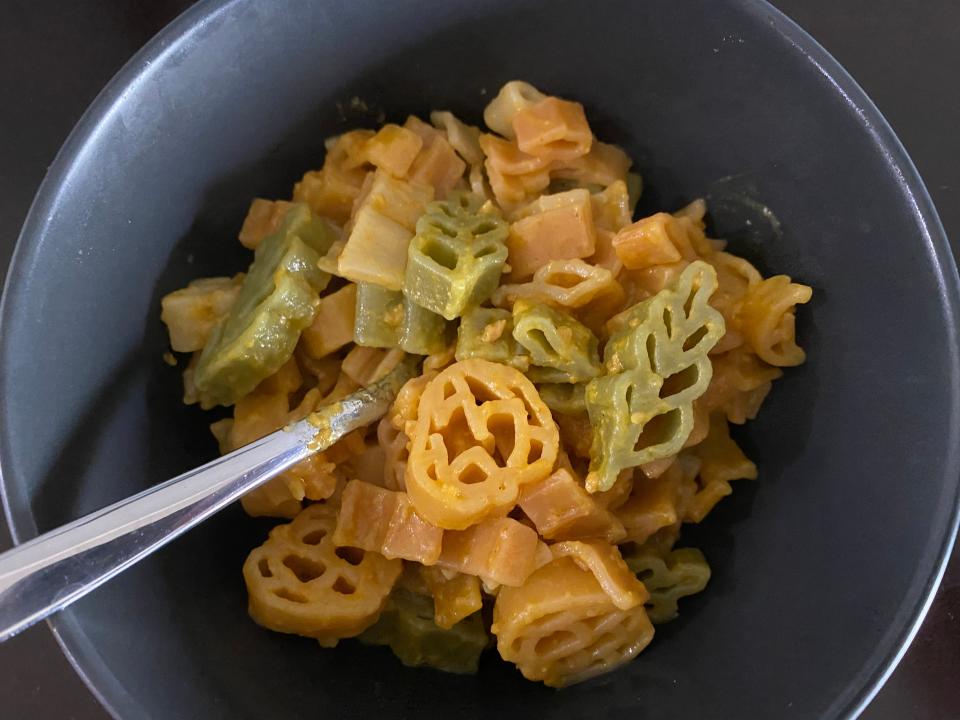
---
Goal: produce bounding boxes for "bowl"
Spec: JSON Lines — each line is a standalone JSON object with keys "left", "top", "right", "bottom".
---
{"left": 2, "top": 0, "right": 958, "bottom": 717}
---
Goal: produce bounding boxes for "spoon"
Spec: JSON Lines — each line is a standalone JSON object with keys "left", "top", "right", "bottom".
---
{"left": 0, "top": 355, "right": 419, "bottom": 642}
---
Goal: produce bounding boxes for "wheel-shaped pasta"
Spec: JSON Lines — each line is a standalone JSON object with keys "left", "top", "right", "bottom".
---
{"left": 492, "top": 554, "right": 653, "bottom": 687}
{"left": 405, "top": 359, "right": 559, "bottom": 529}
{"left": 243, "top": 504, "right": 402, "bottom": 647}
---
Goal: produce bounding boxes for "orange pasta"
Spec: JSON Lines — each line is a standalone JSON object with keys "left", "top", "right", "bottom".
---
{"left": 405, "top": 359, "right": 559, "bottom": 529}
{"left": 163, "top": 79, "right": 811, "bottom": 686}
{"left": 513, "top": 96, "right": 593, "bottom": 162}
{"left": 333, "top": 479, "right": 444, "bottom": 564}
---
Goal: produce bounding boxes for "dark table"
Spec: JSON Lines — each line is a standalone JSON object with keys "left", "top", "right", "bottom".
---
{"left": 1, "top": 1, "right": 958, "bottom": 718}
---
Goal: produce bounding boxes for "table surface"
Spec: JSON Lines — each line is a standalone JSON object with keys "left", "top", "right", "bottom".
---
{"left": 1, "top": 1, "right": 958, "bottom": 718}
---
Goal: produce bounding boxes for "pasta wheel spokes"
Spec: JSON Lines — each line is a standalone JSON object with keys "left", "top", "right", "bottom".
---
{"left": 493, "top": 556, "right": 653, "bottom": 687}
{"left": 406, "top": 359, "right": 559, "bottom": 529}
{"left": 242, "top": 504, "right": 402, "bottom": 647}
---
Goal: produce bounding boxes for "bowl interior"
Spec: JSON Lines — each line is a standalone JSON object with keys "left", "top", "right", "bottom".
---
{"left": 2, "top": 1, "right": 958, "bottom": 718}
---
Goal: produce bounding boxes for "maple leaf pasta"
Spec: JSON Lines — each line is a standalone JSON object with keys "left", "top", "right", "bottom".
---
{"left": 160, "top": 80, "right": 812, "bottom": 686}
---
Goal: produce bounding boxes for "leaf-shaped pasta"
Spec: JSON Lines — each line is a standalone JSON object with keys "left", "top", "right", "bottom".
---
{"left": 405, "top": 359, "right": 559, "bottom": 528}
{"left": 512, "top": 301, "right": 601, "bottom": 383}
{"left": 243, "top": 504, "right": 402, "bottom": 647}
{"left": 492, "top": 555, "right": 653, "bottom": 687}
{"left": 359, "top": 588, "right": 488, "bottom": 674}
{"left": 354, "top": 282, "right": 452, "bottom": 356}
{"left": 334, "top": 479, "right": 443, "bottom": 564}
{"left": 624, "top": 544, "right": 711, "bottom": 623}
{"left": 404, "top": 193, "right": 509, "bottom": 320}
{"left": 584, "top": 261, "right": 725, "bottom": 492}
{"left": 454, "top": 306, "right": 530, "bottom": 371}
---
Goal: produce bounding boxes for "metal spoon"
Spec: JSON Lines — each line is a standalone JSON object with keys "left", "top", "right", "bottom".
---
{"left": 0, "top": 355, "right": 419, "bottom": 642}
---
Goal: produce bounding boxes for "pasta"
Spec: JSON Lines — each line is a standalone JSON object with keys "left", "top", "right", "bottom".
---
{"left": 353, "top": 282, "right": 451, "bottom": 355}
{"left": 405, "top": 359, "right": 559, "bottom": 529}
{"left": 193, "top": 205, "right": 337, "bottom": 405}
{"left": 511, "top": 300, "right": 602, "bottom": 383}
{"left": 161, "top": 80, "right": 812, "bottom": 686}
{"left": 506, "top": 189, "right": 597, "bottom": 279}
{"left": 404, "top": 193, "right": 509, "bottom": 320}
{"left": 492, "top": 555, "right": 653, "bottom": 687}
{"left": 623, "top": 543, "right": 711, "bottom": 624}
{"left": 243, "top": 503, "right": 402, "bottom": 646}
{"left": 359, "top": 588, "right": 488, "bottom": 674}
{"left": 584, "top": 261, "right": 725, "bottom": 492}
{"left": 420, "top": 567, "right": 484, "bottom": 629}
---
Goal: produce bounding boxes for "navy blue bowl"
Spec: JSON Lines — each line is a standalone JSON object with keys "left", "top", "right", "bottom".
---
{"left": 2, "top": 1, "right": 958, "bottom": 718}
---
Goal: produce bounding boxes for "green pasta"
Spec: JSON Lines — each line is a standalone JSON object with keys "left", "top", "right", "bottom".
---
{"left": 537, "top": 382, "right": 587, "bottom": 416}
{"left": 512, "top": 300, "right": 601, "bottom": 384}
{"left": 359, "top": 589, "right": 488, "bottom": 674}
{"left": 193, "top": 204, "right": 336, "bottom": 405}
{"left": 584, "top": 260, "right": 724, "bottom": 492}
{"left": 354, "top": 282, "right": 451, "bottom": 355}
{"left": 624, "top": 545, "right": 711, "bottom": 624}
{"left": 404, "top": 193, "right": 509, "bottom": 320}
{"left": 454, "top": 306, "right": 529, "bottom": 370}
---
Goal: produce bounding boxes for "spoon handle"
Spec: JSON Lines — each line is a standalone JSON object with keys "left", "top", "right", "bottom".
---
{"left": 0, "top": 357, "right": 418, "bottom": 642}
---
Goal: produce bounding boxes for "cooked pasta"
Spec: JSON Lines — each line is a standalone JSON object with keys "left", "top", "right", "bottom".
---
{"left": 161, "top": 80, "right": 812, "bottom": 686}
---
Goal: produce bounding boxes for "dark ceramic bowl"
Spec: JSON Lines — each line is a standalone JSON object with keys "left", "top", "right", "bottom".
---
{"left": 2, "top": 1, "right": 958, "bottom": 718}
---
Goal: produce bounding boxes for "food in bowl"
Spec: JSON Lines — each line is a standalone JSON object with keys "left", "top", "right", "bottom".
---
{"left": 159, "top": 81, "right": 812, "bottom": 687}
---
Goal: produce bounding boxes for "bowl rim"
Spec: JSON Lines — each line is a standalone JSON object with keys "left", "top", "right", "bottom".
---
{"left": 1, "top": 0, "right": 958, "bottom": 718}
